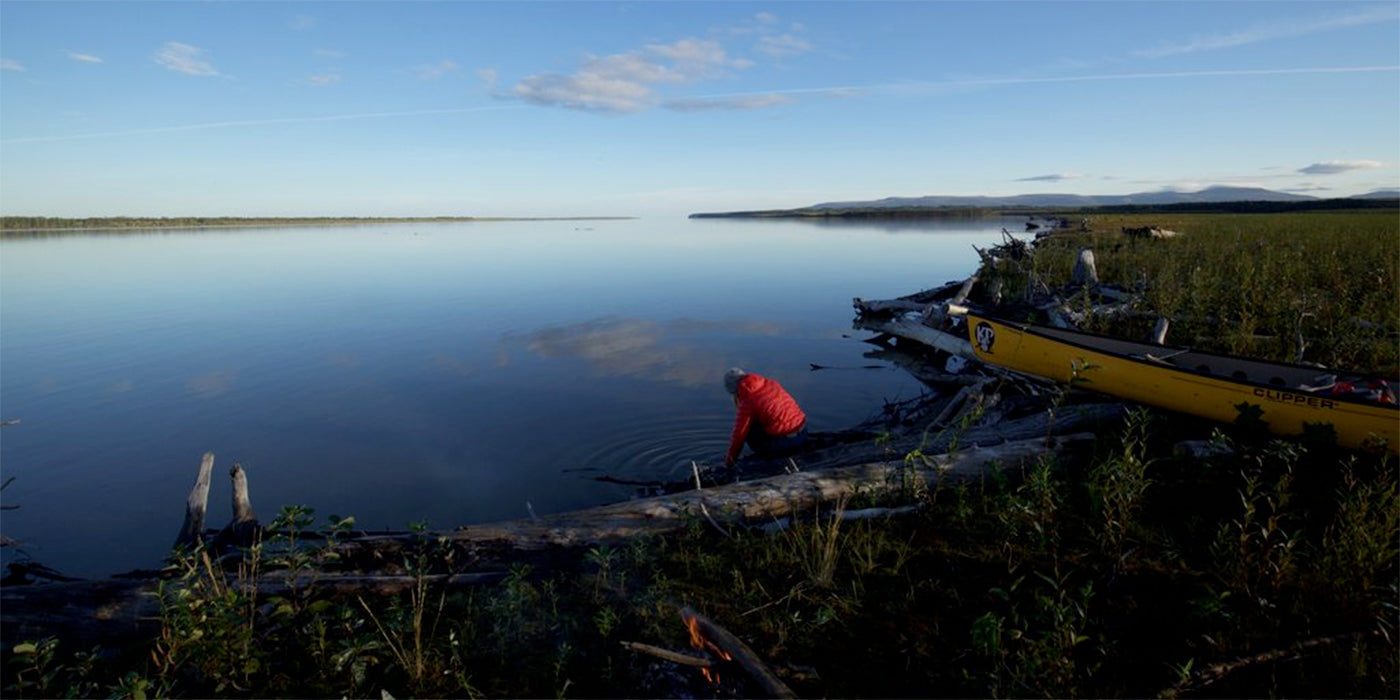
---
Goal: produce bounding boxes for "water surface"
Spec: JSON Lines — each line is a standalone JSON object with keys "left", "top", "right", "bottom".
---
{"left": 0, "top": 216, "right": 1017, "bottom": 576}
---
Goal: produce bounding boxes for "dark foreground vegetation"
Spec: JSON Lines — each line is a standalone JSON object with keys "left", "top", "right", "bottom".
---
{"left": 3, "top": 211, "right": 1396, "bottom": 698}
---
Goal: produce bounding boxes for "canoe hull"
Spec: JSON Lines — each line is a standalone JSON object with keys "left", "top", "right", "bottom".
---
{"left": 966, "top": 314, "right": 1398, "bottom": 453}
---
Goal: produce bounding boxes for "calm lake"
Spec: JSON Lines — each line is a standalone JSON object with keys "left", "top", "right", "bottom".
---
{"left": 0, "top": 216, "right": 1020, "bottom": 577}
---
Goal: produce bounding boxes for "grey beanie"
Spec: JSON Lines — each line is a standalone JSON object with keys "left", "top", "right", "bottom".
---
{"left": 723, "top": 367, "right": 747, "bottom": 394}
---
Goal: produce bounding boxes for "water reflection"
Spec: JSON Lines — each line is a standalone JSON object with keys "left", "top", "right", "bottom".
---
{"left": 504, "top": 316, "right": 789, "bottom": 387}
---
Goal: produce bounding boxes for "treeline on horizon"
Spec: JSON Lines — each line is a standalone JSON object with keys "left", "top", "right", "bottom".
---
{"left": 691, "top": 197, "right": 1400, "bottom": 219}
{"left": 0, "top": 216, "right": 487, "bottom": 231}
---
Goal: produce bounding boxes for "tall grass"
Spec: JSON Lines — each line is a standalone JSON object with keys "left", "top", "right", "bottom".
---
{"left": 1019, "top": 212, "right": 1400, "bottom": 372}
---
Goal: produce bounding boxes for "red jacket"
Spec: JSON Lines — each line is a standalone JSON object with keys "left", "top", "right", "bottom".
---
{"left": 726, "top": 373, "right": 807, "bottom": 464}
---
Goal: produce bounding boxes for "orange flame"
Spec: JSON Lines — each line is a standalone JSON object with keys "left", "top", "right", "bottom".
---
{"left": 682, "top": 610, "right": 733, "bottom": 685}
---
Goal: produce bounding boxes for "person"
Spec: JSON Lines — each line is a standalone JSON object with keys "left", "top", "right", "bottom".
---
{"left": 723, "top": 367, "right": 808, "bottom": 467}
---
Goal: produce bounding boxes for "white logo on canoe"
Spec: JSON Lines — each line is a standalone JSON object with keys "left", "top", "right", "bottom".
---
{"left": 975, "top": 322, "right": 996, "bottom": 353}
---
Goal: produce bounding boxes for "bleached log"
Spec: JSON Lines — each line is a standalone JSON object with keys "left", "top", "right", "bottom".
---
{"left": 332, "top": 432, "right": 1099, "bottom": 563}
{"left": 1072, "top": 248, "right": 1098, "bottom": 285}
{"left": 174, "top": 452, "right": 216, "bottom": 549}
{"left": 1151, "top": 317, "right": 1170, "bottom": 345}
{"left": 853, "top": 316, "right": 976, "bottom": 359}
{"left": 216, "top": 463, "right": 260, "bottom": 548}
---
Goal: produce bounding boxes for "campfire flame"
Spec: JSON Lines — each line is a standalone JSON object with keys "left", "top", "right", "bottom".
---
{"left": 682, "top": 609, "right": 733, "bottom": 685}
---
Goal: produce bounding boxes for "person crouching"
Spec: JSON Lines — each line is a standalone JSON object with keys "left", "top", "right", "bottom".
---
{"left": 723, "top": 367, "right": 808, "bottom": 467}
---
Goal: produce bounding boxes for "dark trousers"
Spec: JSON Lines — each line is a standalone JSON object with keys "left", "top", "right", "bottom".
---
{"left": 746, "top": 424, "right": 808, "bottom": 459}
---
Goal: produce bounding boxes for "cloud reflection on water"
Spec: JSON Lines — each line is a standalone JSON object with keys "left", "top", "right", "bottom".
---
{"left": 504, "top": 316, "right": 788, "bottom": 387}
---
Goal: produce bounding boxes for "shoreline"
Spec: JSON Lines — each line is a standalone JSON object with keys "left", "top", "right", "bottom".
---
{"left": 0, "top": 215, "right": 635, "bottom": 234}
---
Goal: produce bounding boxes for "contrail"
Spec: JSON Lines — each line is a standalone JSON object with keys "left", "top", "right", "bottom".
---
{"left": 1, "top": 105, "right": 520, "bottom": 144}
{"left": 686, "top": 65, "right": 1400, "bottom": 101}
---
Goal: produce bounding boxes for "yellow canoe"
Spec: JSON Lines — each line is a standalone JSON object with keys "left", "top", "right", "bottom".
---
{"left": 965, "top": 312, "right": 1399, "bottom": 453}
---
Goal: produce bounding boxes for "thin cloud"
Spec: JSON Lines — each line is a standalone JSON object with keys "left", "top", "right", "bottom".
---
{"left": 1298, "top": 160, "right": 1383, "bottom": 175}
{"left": 305, "top": 73, "right": 340, "bottom": 86}
{"left": 155, "top": 42, "right": 220, "bottom": 77}
{"left": 511, "top": 38, "right": 751, "bottom": 113}
{"left": 665, "top": 93, "right": 793, "bottom": 111}
{"left": 873, "top": 65, "right": 1399, "bottom": 95}
{"left": 1, "top": 59, "right": 23, "bottom": 72}
{"left": 68, "top": 52, "right": 104, "bottom": 64}
{"left": 1016, "top": 172, "right": 1084, "bottom": 183}
{"left": 1135, "top": 6, "right": 1398, "bottom": 58}
{"left": 757, "top": 34, "right": 811, "bottom": 57}
{"left": 416, "top": 59, "right": 459, "bottom": 81}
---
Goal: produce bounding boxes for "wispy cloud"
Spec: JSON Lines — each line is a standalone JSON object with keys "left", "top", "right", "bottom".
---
{"left": 1135, "top": 5, "right": 1398, "bottom": 58}
{"left": 881, "top": 65, "right": 1399, "bottom": 94}
{"left": 1, "top": 58, "right": 23, "bottom": 72}
{"left": 416, "top": 59, "right": 459, "bottom": 81}
{"left": 511, "top": 38, "right": 752, "bottom": 113}
{"left": 757, "top": 34, "right": 811, "bottom": 57}
{"left": 1016, "top": 172, "right": 1084, "bottom": 183}
{"left": 1297, "top": 160, "right": 1383, "bottom": 175}
{"left": 305, "top": 73, "right": 340, "bottom": 86}
{"left": 665, "top": 93, "right": 793, "bottom": 112}
{"left": 67, "top": 51, "right": 104, "bottom": 64}
{"left": 155, "top": 42, "right": 220, "bottom": 77}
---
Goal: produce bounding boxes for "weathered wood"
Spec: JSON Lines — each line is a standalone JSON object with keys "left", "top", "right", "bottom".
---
{"left": 681, "top": 606, "right": 797, "bottom": 699}
{"left": 173, "top": 452, "right": 216, "bottom": 549}
{"left": 853, "top": 297, "right": 927, "bottom": 315}
{"left": 1151, "top": 317, "right": 1170, "bottom": 345}
{"left": 230, "top": 463, "right": 256, "bottom": 525}
{"left": 332, "top": 431, "right": 1100, "bottom": 562}
{"left": 215, "top": 463, "right": 261, "bottom": 548}
{"left": 853, "top": 316, "right": 976, "bottom": 359}
{"left": 1072, "top": 248, "right": 1098, "bottom": 285}
{"left": 621, "top": 640, "right": 713, "bottom": 668}
{"left": 0, "top": 578, "right": 163, "bottom": 652}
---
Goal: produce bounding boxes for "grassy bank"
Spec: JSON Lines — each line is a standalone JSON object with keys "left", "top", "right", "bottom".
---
{"left": 4, "top": 212, "right": 1397, "bottom": 698}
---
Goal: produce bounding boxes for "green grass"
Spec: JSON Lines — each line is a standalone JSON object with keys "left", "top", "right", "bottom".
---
{"left": 994, "top": 211, "right": 1399, "bottom": 373}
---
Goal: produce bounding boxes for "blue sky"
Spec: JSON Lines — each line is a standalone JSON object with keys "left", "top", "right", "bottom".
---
{"left": 1, "top": 1, "right": 1396, "bottom": 218}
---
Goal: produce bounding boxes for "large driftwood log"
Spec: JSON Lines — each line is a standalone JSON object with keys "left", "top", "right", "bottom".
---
{"left": 333, "top": 431, "right": 1098, "bottom": 560}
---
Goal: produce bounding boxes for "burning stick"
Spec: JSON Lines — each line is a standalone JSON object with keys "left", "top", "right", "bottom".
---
{"left": 681, "top": 606, "right": 798, "bottom": 699}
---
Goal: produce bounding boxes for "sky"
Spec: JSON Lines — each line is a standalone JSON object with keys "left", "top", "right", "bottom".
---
{"left": 0, "top": 1, "right": 1397, "bottom": 218}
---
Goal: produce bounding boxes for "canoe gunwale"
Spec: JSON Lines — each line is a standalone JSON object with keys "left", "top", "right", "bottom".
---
{"left": 965, "top": 313, "right": 1399, "bottom": 413}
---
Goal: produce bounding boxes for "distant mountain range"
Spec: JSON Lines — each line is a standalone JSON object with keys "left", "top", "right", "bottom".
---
{"left": 806, "top": 186, "right": 1399, "bottom": 210}
{"left": 691, "top": 186, "right": 1399, "bottom": 218}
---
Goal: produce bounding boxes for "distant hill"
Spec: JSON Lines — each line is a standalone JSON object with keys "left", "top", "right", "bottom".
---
{"left": 1353, "top": 189, "right": 1400, "bottom": 199}
{"left": 809, "top": 186, "right": 1315, "bottom": 210}
{"left": 691, "top": 186, "right": 1397, "bottom": 218}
